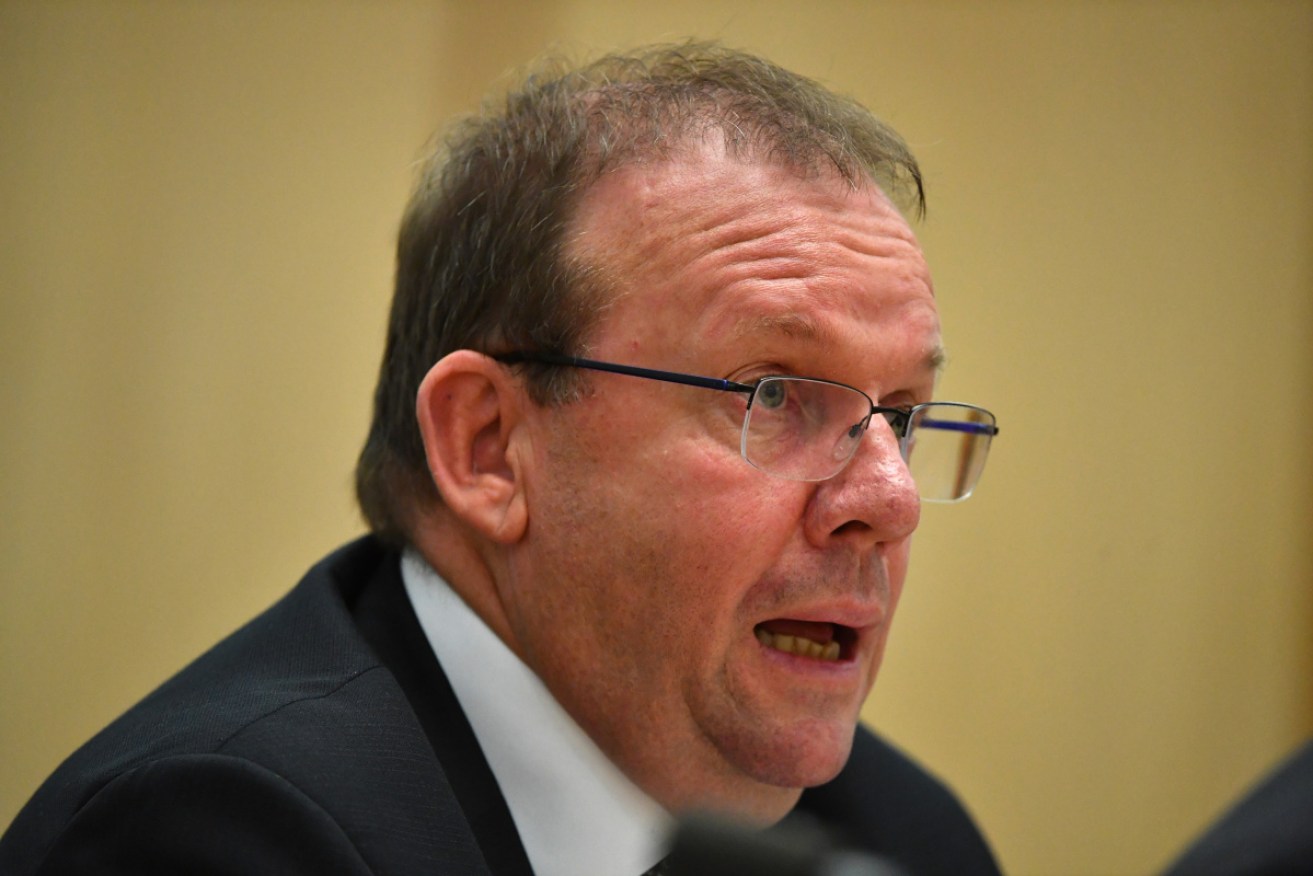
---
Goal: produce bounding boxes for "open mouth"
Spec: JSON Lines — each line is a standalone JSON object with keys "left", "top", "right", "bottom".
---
{"left": 754, "top": 619, "right": 857, "bottom": 662}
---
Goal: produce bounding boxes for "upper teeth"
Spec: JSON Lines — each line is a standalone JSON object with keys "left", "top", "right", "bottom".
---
{"left": 756, "top": 628, "right": 841, "bottom": 661}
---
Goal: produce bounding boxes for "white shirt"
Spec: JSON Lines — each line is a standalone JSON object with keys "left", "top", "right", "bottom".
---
{"left": 401, "top": 549, "right": 673, "bottom": 876}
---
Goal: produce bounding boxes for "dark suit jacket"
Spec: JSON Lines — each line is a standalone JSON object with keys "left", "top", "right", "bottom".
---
{"left": 1161, "top": 739, "right": 1313, "bottom": 876}
{"left": 1, "top": 537, "right": 1001, "bottom": 875}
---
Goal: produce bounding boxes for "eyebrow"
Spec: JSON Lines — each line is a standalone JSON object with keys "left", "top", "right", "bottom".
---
{"left": 729, "top": 312, "right": 834, "bottom": 346}
{"left": 927, "top": 343, "right": 948, "bottom": 374}
{"left": 730, "top": 312, "right": 948, "bottom": 375}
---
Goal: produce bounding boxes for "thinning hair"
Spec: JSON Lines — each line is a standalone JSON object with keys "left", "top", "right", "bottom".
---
{"left": 354, "top": 42, "right": 925, "bottom": 544}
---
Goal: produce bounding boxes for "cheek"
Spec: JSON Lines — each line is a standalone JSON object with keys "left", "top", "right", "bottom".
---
{"left": 656, "top": 446, "right": 808, "bottom": 586}
{"left": 521, "top": 416, "right": 803, "bottom": 653}
{"left": 518, "top": 389, "right": 810, "bottom": 634}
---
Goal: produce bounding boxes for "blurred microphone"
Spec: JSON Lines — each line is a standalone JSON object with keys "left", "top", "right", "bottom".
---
{"left": 664, "top": 811, "right": 908, "bottom": 876}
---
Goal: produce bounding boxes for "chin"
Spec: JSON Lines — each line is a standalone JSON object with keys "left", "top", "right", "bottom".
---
{"left": 717, "top": 741, "right": 849, "bottom": 827}
{"left": 664, "top": 718, "right": 856, "bottom": 826}
{"left": 730, "top": 717, "right": 857, "bottom": 792}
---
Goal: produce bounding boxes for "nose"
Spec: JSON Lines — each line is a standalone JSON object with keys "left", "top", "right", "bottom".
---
{"left": 803, "top": 417, "right": 921, "bottom": 553}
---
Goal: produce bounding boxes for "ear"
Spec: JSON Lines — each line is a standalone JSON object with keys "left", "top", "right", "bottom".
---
{"left": 416, "top": 350, "right": 528, "bottom": 544}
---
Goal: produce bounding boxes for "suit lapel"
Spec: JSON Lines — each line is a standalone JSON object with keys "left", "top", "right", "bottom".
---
{"left": 352, "top": 553, "right": 535, "bottom": 876}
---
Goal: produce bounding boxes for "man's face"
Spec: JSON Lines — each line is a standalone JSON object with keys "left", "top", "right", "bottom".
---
{"left": 501, "top": 145, "right": 941, "bottom": 819}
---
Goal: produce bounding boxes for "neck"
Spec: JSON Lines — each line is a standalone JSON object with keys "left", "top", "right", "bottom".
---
{"left": 409, "top": 512, "right": 525, "bottom": 661}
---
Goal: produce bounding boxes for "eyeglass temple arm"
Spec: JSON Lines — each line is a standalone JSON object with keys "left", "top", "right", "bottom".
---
{"left": 494, "top": 352, "right": 756, "bottom": 394}
{"left": 916, "top": 416, "right": 1000, "bottom": 436}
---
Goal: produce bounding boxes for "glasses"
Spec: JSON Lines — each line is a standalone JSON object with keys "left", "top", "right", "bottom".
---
{"left": 495, "top": 352, "right": 999, "bottom": 502}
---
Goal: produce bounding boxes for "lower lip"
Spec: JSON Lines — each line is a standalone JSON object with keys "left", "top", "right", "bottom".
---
{"left": 755, "top": 639, "right": 862, "bottom": 679}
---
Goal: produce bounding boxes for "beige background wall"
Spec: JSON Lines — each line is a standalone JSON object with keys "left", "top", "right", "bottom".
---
{"left": 3, "top": 2, "right": 1310, "bottom": 873}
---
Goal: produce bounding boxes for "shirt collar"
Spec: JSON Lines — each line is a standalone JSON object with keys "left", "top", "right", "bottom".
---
{"left": 401, "top": 549, "right": 673, "bottom": 876}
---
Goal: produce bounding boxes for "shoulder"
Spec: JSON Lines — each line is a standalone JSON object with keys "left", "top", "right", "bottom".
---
{"left": 12, "top": 753, "right": 375, "bottom": 875}
{"left": 797, "top": 724, "right": 1002, "bottom": 876}
{"left": 0, "top": 539, "right": 475, "bottom": 876}
{"left": 1162, "top": 739, "right": 1313, "bottom": 876}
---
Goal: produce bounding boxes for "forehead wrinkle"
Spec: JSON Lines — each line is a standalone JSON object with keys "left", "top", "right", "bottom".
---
{"left": 680, "top": 198, "right": 933, "bottom": 319}
{"left": 691, "top": 196, "right": 910, "bottom": 266}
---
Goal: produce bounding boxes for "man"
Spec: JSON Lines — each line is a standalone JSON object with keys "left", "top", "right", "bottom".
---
{"left": 1, "top": 44, "right": 1001, "bottom": 875}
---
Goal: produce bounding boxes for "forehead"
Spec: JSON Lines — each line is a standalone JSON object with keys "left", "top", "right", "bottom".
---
{"left": 566, "top": 147, "right": 941, "bottom": 376}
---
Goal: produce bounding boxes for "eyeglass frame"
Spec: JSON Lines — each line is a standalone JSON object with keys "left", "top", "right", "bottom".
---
{"left": 492, "top": 350, "right": 999, "bottom": 493}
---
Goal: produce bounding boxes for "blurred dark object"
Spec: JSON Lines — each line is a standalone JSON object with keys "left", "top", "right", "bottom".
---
{"left": 1162, "top": 738, "right": 1313, "bottom": 876}
{"left": 665, "top": 811, "right": 908, "bottom": 876}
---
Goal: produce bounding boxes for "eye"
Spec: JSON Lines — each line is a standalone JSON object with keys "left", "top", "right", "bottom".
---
{"left": 879, "top": 407, "right": 912, "bottom": 438}
{"left": 755, "top": 379, "right": 789, "bottom": 410}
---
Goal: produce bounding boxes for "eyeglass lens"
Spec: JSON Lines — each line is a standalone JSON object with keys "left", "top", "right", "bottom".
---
{"left": 742, "top": 378, "right": 994, "bottom": 501}
{"left": 906, "top": 404, "right": 996, "bottom": 502}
